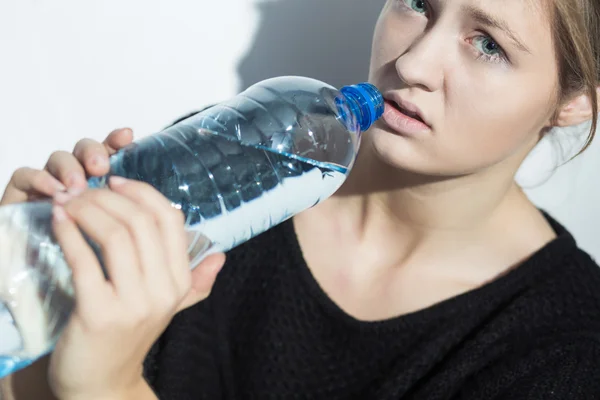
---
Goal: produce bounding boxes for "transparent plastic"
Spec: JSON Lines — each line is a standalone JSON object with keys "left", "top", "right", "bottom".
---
{"left": 0, "top": 76, "right": 384, "bottom": 377}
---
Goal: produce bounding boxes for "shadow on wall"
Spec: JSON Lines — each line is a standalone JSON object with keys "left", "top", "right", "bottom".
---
{"left": 237, "top": 0, "right": 386, "bottom": 91}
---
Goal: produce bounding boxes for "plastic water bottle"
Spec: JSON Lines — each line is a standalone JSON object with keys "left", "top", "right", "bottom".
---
{"left": 0, "top": 76, "right": 384, "bottom": 377}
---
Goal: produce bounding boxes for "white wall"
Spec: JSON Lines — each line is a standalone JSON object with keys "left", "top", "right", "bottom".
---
{"left": 0, "top": 0, "right": 598, "bottom": 260}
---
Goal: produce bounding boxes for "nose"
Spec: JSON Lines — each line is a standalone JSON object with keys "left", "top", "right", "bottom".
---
{"left": 395, "top": 31, "right": 445, "bottom": 92}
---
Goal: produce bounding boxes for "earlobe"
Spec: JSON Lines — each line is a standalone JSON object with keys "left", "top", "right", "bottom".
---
{"left": 554, "top": 87, "right": 600, "bottom": 127}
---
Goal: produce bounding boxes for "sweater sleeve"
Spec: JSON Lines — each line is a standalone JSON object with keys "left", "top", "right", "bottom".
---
{"left": 455, "top": 338, "right": 600, "bottom": 400}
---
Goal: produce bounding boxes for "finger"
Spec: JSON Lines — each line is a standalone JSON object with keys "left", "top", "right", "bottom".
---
{"left": 103, "top": 127, "right": 134, "bottom": 154}
{"left": 108, "top": 177, "right": 189, "bottom": 290}
{"left": 52, "top": 204, "right": 113, "bottom": 313}
{"left": 61, "top": 192, "right": 143, "bottom": 297}
{"left": 177, "top": 253, "right": 225, "bottom": 312}
{"left": 1, "top": 168, "right": 66, "bottom": 205}
{"left": 72, "top": 138, "right": 111, "bottom": 178}
{"left": 44, "top": 151, "right": 87, "bottom": 192}
{"left": 71, "top": 129, "right": 133, "bottom": 178}
{"left": 81, "top": 188, "right": 173, "bottom": 297}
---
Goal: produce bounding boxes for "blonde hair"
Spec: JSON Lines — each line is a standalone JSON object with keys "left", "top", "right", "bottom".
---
{"left": 552, "top": 0, "right": 600, "bottom": 155}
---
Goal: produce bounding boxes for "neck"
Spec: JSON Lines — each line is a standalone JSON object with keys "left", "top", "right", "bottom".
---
{"left": 331, "top": 139, "right": 527, "bottom": 250}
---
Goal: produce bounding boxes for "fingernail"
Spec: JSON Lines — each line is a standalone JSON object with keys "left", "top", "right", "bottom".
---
{"left": 54, "top": 191, "right": 71, "bottom": 205}
{"left": 54, "top": 181, "right": 67, "bottom": 192}
{"left": 67, "top": 187, "right": 83, "bottom": 196}
{"left": 109, "top": 176, "right": 127, "bottom": 186}
{"left": 52, "top": 205, "right": 68, "bottom": 223}
{"left": 92, "top": 155, "right": 108, "bottom": 168}
{"left": 67, "top": 172, "right": 84, "bottom": 187}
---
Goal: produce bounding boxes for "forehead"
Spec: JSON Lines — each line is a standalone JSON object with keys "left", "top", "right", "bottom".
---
{"left": 461, "top": 0, "right": 555, "bottom": 48}
{"left": 467, "top": 0, "right": 553, "bottom": 28}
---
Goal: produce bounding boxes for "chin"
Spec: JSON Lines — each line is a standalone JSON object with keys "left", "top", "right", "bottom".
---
{"left": 362, "top": 124, "right": 441, "bottom": 175}
{"left": 361, "top": 125, "right": 480, "bottom": 178}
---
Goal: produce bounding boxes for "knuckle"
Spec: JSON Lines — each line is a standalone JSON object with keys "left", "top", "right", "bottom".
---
{"left": 30, "top": 170, "right": 48, "bottom": 187}
{"left": 8, "top": 167, "right": 30, "bottom": 187}
{"left": 91, "top": 300, "right": 151, "bottom": 329}
{"left": 75, "top": 190, "right": 94, "bottom": 204}
{"left": 166, "top": 206, "right": 186, "bottom": 226}
{"left": 74, "top": 139, "right": 105, "bottom": 164}
{"left": 47, "top": 150, "right": 62, "bottom": 160}
{"left": 128, "top": 302, "right": 152, "bottom": 323}
{"left": 46, "top": 150, "right": 69, "bottom": 165}
{"left": 78, "top": 188, "right": 105, "bottom": 206}
{"left": 165, "top": 291, "right": 184, "bottom": 312}
{"left": 73, "top": 138, "right": 99, "bottom": 153}
{"left": 101, "top": 226, "right": 131, "bottom": 251}
{"left": 129, "top": 211, "right": 155, "bottom": 232}
{"left": 155, "top": 295, "right": 179, "bottom": 315}
{"left": 64, "top": 196, "right": 86, "bottom": 214}
{"left": 151, "top": 281, "right": 185, "bottom": 313}
{"left": 45, "top": 151, "right": 79, "bottom": 179}
{"left": 9, "top": 167, "right": 27, "bottom": 181}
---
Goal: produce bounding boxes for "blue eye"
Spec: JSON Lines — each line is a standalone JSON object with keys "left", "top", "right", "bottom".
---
{"left": 471, "top": 35, "right": 507, "bottom": 64}
{"left": 473, "top": 36, "right": 500, "bottom": 55}
{"left": 404, "top": 0, "right": 428, "bottom": 14}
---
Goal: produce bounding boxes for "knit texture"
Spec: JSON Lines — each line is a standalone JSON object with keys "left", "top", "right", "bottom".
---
{"left": 143, "top": 213, "right": 600, "bottom": 399}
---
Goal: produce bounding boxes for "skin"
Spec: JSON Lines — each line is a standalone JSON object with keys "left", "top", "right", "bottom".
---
{"left": 0, "top": 130, "right": 226, "bottom": 400}
{"left": 0, "top": 0, "right": 598, "bottom": 398}
{"left": 293, "top": 0, "right": 597, "bottom": 320}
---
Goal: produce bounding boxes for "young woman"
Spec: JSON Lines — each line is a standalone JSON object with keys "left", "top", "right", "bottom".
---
{"left": 2, "top": 0, "right": 600, "bottom": 398}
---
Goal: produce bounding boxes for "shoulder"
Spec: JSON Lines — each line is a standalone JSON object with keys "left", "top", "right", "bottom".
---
{"left": 459, "top": 239, "right": 600, "bottom": 398}
{"left": 453, "top": 326, "right": 600, "bottom": 398}
{"left": 457, "top": 334, "right": 600, "bottom": 399}
{"left": 499, "top": 240, "right": 600, "bottom": 345}
{"left": 516, "top": 212, "right": 600, "bottom": 334}
{"left": 530, "top": 241, "right": 600, "bottom": 333}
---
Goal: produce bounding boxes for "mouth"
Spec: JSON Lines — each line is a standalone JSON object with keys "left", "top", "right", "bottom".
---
{"left": 381, "top": 95, "right": 432, "bottom": 136}
{"left": 389, "top": 100, "right": 427, "bottom": 124}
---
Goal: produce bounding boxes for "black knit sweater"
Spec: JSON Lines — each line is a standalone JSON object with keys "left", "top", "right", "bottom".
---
{"left": 143, "top": 213, "right": 600, "bottom": 399}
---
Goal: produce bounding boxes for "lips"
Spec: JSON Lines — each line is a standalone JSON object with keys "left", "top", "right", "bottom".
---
{"left": 382, "top": 98, "right": 432, "bottom": 136}
{"left": 385, "top": 94, "right": 430, "bottom": 128}
{"left": 389, "top": 101, "right": 425, "bottom": 124}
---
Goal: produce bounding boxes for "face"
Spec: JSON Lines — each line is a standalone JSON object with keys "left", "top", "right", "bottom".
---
{"left": 367, "top": 0, "right": 559, "bottom": 177}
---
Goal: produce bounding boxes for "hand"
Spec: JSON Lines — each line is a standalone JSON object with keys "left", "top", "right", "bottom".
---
{"left": 1, "top": 128, "right": 133, "bottom": 206}
{"left": 48, "top": 177, "right": 225, "bottom": 400}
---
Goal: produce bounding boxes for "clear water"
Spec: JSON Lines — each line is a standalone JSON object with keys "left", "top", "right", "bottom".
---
{"left": 0, "top": 138, "right": 346, "bottom": 377}
{"left": 89, "top": 128, "right": 348, "bottom": 263}
{"left": 0, "top": 76, "right": 383, "bottom": 378}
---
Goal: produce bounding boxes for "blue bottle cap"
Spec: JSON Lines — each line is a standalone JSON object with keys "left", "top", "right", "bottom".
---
{"left": 340, "top": 83, "right": 385, "bottom": 131}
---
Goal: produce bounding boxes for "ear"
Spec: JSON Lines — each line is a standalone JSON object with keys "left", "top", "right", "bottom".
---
{"left": 553, "top": 86, "right": 600, "bottom": 127}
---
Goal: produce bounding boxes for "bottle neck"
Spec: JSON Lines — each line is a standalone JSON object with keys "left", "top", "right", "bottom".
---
{"left": 340, "top": 83, "right": 384, "bottom": 132}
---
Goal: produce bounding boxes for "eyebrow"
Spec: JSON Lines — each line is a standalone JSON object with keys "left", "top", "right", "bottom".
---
{"left": 461, "top": 4, "right": 532, "bottom": 54}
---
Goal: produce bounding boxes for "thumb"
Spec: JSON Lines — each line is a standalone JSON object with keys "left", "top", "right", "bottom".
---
{"left": 177, "top": 252, "right": 226, "bottom": 311}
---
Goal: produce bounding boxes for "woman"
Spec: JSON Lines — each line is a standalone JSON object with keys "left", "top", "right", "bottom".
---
{"left": 2, "top": 0, "right": 600, "bottom": 398}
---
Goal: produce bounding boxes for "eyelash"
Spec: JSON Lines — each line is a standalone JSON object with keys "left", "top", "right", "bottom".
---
{"left": 469, "top": 36, "right": 509, "bottom": 64}
{"left": 396, "top": 0, "right": 510, "bottom": 65}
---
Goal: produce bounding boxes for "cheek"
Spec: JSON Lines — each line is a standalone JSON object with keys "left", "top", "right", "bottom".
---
{"left": 370, "top": 18, "right": 396, "bottom": 73}
{"left": 369, "top": 5, "right": 424, "bottom": 78}
{"left": 442, "top": 73, "right": 557, "bottom": 166}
